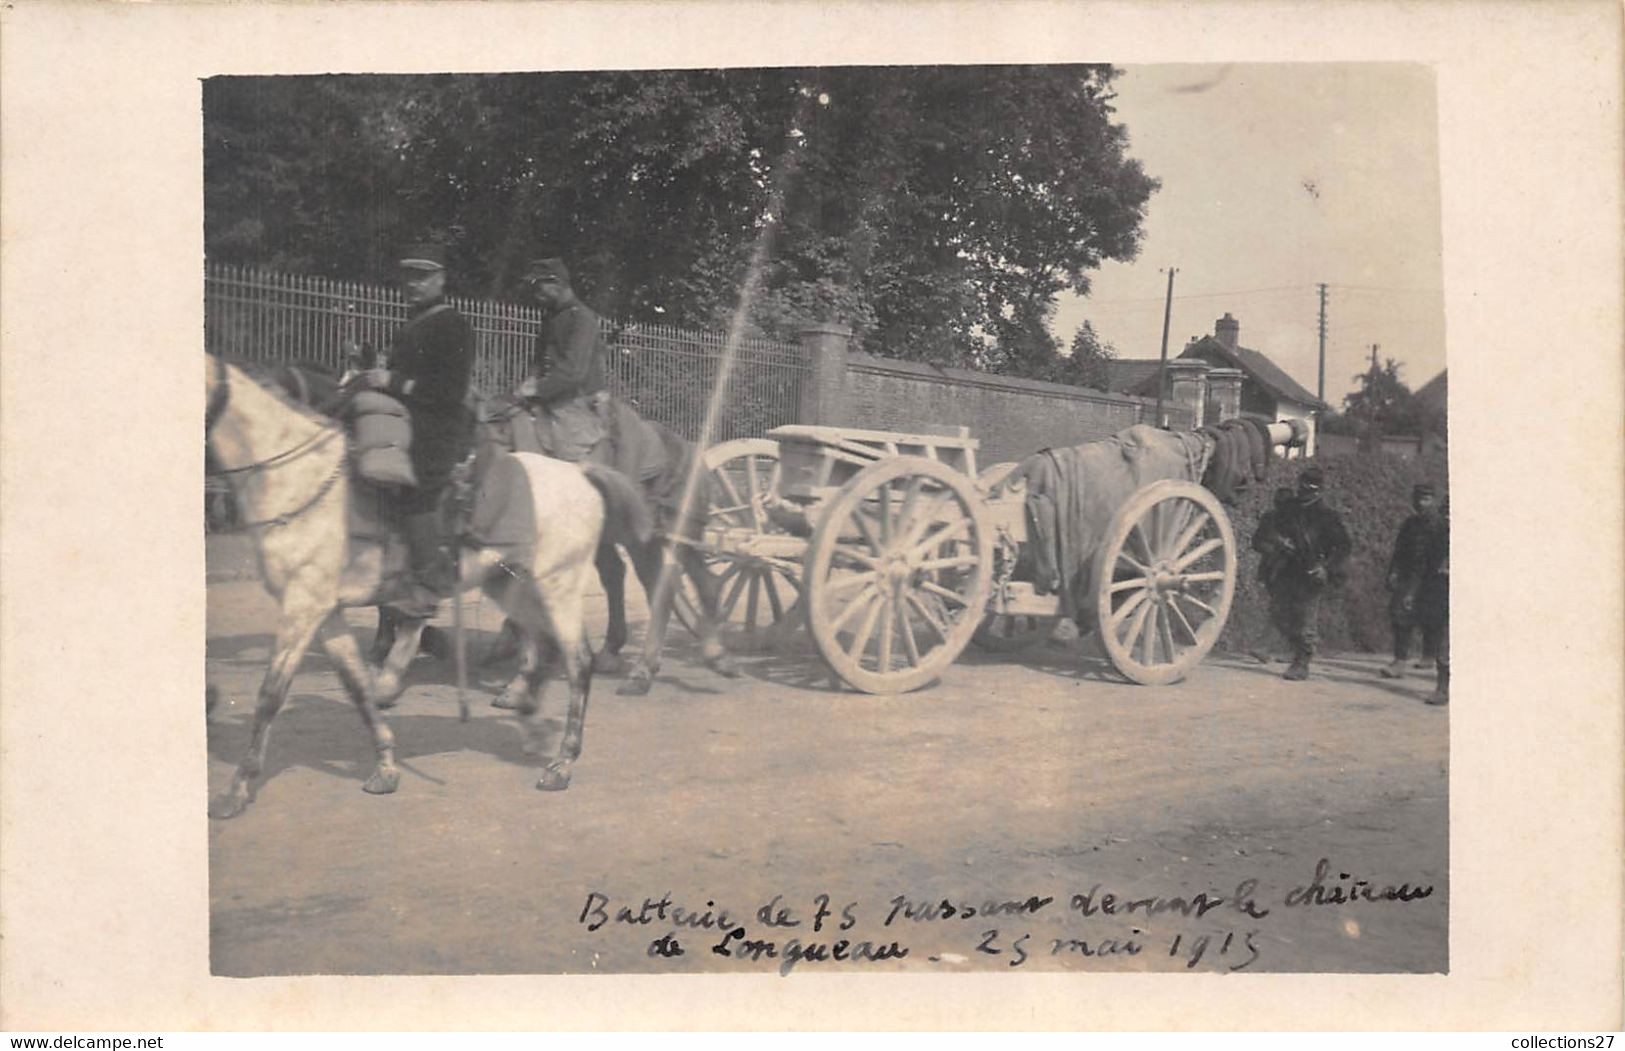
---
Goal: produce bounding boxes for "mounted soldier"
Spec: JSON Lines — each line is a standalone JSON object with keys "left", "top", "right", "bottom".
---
{"left": 361, "top": 242, "right": 474, "bottom": 613}
{"left": 517, "top": 257, "right": 612, "bottom": 462}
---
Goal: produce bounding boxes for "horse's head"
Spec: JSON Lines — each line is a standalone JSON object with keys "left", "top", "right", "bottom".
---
{"left": 205, "top": 355, "right": 230, "bottom": 436}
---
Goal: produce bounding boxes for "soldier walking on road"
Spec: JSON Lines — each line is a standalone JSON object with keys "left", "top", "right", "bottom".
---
{"left": 1382, "top": 483, "right": 1448, "bottom": 685}
{"left": 1250, "top": 466, "right": 1351, "bottom": 681}
{"left": 1384, "top": 490, "right": 1449, "bottom": 708}
{"left": 1248, "top": 486, "right": 1297, "bottom": 663}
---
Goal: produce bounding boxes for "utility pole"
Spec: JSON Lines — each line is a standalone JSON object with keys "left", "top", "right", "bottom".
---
{"left": 1316, "top": 283, "right": 1328, "bottom": 404}
{"left": 1364, "top": 343, "right": 1381, "bottom": 444}
{"left": 1154, "top": 267, "right": 1177, "bottom": 428}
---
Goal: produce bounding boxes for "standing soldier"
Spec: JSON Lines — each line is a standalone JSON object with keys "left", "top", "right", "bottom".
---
{"left": 1251, "top": 466, "right": 1351, "bottom": 681}
{"left": 1248, "top": 486, "right": 1298, "bottom": 663}
{"left": 1381, "top": 483, "right": 1447, "bottom": 681}
{"left": 364, "top": 242, "right": 474, "bottom": 611}
{"left": 1419, "top": 496, "right": 1449, "bottom": 705}
{"left": 518, "top": 257, "right": 610, "bottom": 462}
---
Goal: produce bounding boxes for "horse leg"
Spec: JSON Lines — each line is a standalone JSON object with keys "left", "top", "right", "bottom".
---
{"left": 313, "top": 613, "right": 400, "bottom": 795}
{"left": 491, "top": 632, "right": 539, "bottom": 710}
{"left": 484, "top": 571, "right": 546, "bottom": 712}
{"left": 532, "top": 573, "right": 593, "bottom": 792}
{"left": 373, "top": 615, "right": 429, "bottom": 708}
{"left": 593, "top": 543, "right": 630, "bottom": 674}
{"left": 616, "top": 541, "right": 671, "bottom": 696}
{"left": 209, "top": 603, "right": 327, "bottom": 819}
{"left": 368, "top": 605, "right": 400, "bottom": 665}
{"left": 482, "top": 618, "right": 522, "bottom": 667}
{"left": 678, "top": 543, "right": 739, "bottom": 678}
{"left": 511, "top": 632, "right": 558, "bottom": 757}
{"left": 487, "top": 571, "right": 592, "bottom": 789}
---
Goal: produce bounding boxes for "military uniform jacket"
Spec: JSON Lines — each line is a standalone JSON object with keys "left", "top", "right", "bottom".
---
{"left": 1258, "top": 499, "right": 1352, "bottom": 590}
{"left": 529, "top": 297, "right": 608, "bottom": 405}
{"left": 1388, "top": 513, "right": 1445, "bottom": 586}
{"left": 385, "top": 298, "right": 474, "bottom": 449}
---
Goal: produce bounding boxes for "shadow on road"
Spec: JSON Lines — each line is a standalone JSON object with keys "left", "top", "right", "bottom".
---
{"left": 1210, "top": 653, "right": 1442, "bottom": 706}
{"left": 207, "top": 694, "right": 547, "bottom": 792}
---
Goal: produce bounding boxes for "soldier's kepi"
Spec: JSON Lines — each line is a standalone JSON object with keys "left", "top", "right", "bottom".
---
{"left": 366, "top": 242, "right": 474, "bottom": 614}
{"left": 519, "top": 256, "right": 611, "bottom": 462}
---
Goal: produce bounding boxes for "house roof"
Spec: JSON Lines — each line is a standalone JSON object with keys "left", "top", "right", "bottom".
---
{"left": 1184, "top": 337, "right": 1329, "bottom": 411}
{"left": 1102, "top": 343, "right": 1328, "bottom": 412}
{"left": 1414, "top": 369, "right": 1447, "bottom": 414}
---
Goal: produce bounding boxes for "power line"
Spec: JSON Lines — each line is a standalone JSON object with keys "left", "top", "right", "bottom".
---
{"left": 1079, "top": 284, "right": 1316, "bottom": 308}
{"left": 1326, "top": 283, "right": 1443, "bottom": 295}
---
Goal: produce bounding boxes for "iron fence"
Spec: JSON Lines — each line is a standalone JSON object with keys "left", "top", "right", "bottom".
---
{"left": 204, "top": 262, "right": 807, "bottom": 442}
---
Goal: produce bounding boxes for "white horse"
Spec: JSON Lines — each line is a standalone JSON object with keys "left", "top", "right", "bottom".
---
{"left": 204, "top": 355, "right": 647, "bottom": 817}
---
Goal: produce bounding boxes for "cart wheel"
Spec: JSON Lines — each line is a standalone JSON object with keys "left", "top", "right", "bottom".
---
{"left": 675, "top": 438, "right": 802, "bottom": 648}
{"left": 1092, "top": 479, "right": 1236, "bottom": 685}
{"left": 806, "top": 456, "right": 993, "bottom": 694}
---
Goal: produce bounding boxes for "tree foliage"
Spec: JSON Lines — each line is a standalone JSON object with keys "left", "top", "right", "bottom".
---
{"left": 204, "top": 67, "right": 1157, "bottom": 378}
{"left": 1338, "top": 357, "right": 1422, "bottom": 437}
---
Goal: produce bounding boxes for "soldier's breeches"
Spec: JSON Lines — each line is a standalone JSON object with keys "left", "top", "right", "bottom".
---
{"left": 1269, "top": 585, "right": 1322, "bottom": 661}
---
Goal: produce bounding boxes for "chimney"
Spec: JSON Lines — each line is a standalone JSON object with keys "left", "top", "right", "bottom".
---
{"left": 1215, "top": 312, "right": 1240, "bottom": 350}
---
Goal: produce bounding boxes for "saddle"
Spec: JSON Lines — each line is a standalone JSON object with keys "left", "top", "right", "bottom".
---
{"left": 482, "top": 392, "right": 669, "bottom": 485}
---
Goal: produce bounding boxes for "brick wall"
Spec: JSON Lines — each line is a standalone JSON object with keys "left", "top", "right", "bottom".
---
{"left": 837, "top": 351, "right": 1186, "bottom": 469}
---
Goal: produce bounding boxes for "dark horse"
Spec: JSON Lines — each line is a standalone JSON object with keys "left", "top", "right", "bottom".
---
{"left": 477, "top": 395, "right": 739, "bottom": 698}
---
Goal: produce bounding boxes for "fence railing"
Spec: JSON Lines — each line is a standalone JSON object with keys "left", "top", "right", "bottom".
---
{"left": 204, "top": 263, "right": 808, "bottom": 443}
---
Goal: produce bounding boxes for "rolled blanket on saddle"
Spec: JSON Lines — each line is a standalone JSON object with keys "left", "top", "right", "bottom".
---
{"left": 1020, "top": 424, "right": 1209, "bottom": 623}
{"left": 349, "top": 390, "right": 417, "bottom": 489}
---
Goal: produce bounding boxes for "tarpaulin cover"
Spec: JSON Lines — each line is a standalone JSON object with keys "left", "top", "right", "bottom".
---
{"left": 1020, "top": 424, "right": 1209, "bottom": 622}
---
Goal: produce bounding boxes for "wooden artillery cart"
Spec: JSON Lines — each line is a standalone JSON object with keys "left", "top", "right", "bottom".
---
{"left": 680, "top": 419, "right": 1306, "bottom": 694}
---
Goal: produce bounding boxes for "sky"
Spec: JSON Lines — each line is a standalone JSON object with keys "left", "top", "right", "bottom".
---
{"left": 1050, "top": 63, "right": 1446, "bottom": 406}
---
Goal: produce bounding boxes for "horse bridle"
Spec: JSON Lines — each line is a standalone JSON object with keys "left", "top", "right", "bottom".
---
{"left": 205, "top": 356, "right": 347, "bottom": 529}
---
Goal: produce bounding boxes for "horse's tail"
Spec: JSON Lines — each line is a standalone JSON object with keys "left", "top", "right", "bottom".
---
{"left": 580, "top": 462, "right": 654, "bottom": 548}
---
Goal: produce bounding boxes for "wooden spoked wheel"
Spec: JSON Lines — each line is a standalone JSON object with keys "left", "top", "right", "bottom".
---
{"left": 670, "top": 438, "right": 801, "bottom": 647}
{"left": 806, "top": 456, "right": 993, "bottom": 694}
{"left": 1092, "top": 479, "right": 1236, "bottom": 685}
{"left": 969, "top": 461, "right": 1053, "bottom": 652}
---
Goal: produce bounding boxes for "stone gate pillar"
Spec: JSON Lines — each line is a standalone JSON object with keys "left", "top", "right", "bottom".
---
{"left": 1206, "top": 367, "right": 1244, "bottom": 423}
{"left": 1165, "top": 359, "right": 1212, "bottom": 429}
{"left": 798, "top": 323, "right": 851, "bottom": 427}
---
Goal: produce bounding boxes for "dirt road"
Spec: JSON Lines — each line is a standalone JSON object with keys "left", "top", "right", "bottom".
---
{"left": 206, "top": 550, "right": 1448, "bottom": 977}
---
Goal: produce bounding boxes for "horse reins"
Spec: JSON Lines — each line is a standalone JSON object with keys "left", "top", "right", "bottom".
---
{"left": 206, "top": 356, "right": 348, "bottom": 530}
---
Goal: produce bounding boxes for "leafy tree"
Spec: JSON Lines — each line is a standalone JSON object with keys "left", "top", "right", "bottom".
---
{"left": 1058, "top": 321, "right": 1117, "bottom": 391}
{"left": 1341, "top": 357, "right": 1421, "bottom": 437}
{"left": 203, "top": 67, "right": 1157, "bottom": 380}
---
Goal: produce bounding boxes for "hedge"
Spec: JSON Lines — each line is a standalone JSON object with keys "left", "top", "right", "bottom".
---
{"left": 1218, "top": 447, "right": 1449, "bottom": 656}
